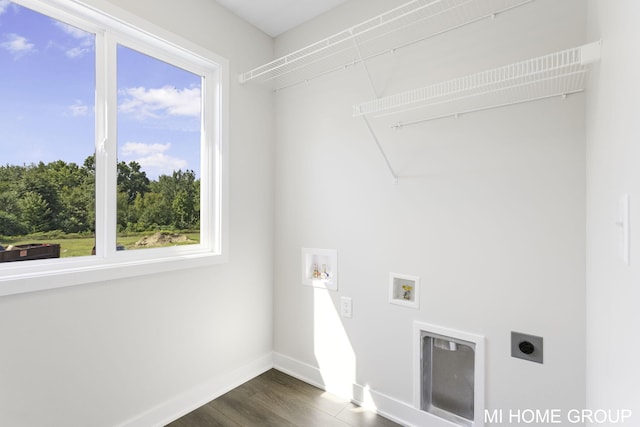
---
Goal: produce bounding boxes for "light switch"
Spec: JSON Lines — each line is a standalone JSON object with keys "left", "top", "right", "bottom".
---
{"left": 617, "top": 194, "right": 630, "bottom": 265}
{"left": 341, "top": 297, "right": 352, "bottom": 318}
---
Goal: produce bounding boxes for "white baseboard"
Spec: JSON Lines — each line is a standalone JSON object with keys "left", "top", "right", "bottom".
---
{"left": 118, "top": 352, "right": 461, "bottom": 427}
{"left": 273, "top": 352, "right": 456, "bottom": 427}
{"left": 272, "top": 352, "right": 327, "bottom": 390}
{"left": 117, "top": 353, "right": 273, "bottom": 427}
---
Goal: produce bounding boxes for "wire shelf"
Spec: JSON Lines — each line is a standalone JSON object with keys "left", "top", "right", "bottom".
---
{"left": 352, "top": 42, "right": 601, "bottom": 127}
{"left": 239, "top": 0, "right": 534, "bottom": 90}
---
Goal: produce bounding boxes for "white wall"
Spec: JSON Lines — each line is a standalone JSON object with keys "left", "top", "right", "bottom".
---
{"left": 0, "top": 1, "right": 275, "bottom": 426}
{"left": 274, "top": 0, "right": 587, "bottom": 424}
{"left": 586, "top": 1, "right": 640, "bottom": 425}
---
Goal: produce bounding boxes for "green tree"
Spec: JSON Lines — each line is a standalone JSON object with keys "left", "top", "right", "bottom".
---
{"left": 0, "top": 211, "right": 28, "bottom": 236}
{"left": 0, "top": 164, "right": 24, "bottom": 195}
{"left": 59, "top": 184, "right": 94, "bottom": 233}
{"left": 19, "top": 166, "right": 56, "bottom": 230}
{"left": 133, "top": 192, "right": 172, "bottom": 230}
{"left": 83, "top": 155, "right": 95, "bottom": 175}
{"left": 118, "top": 161, "right": 150, "bottom": 203}
{"left": 172, "top": 189, "right": 194, "bottom": 229}
{"left": 0, "top": 190, "right": 21, "bottom": 218}
{"left": 117, "top": 190, "right": 133, "bottom": 231}
{"left": 47, "top": 159, "right": 95, "bottom": 233}
{"left": 1, "top": 158, "right": 199, "bottom": 236}
{"left": 19, "top": 191, "right": 52, "bottom": 233}
{"left": 152, "top": 169, "right": 199, "bottom": 229}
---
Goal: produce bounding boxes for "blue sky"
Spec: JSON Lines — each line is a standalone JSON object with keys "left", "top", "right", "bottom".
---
{"left": 0, "top": 0, "right": 201, "bottom": 180}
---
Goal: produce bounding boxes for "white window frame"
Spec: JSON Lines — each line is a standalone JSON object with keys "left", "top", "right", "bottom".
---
{"left": 0, "top": 0, "right": 229, "bottom": 296}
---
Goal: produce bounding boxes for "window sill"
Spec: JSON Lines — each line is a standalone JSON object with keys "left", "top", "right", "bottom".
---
{"left": 0, "top": 249, "right": 227, "bottom": 297}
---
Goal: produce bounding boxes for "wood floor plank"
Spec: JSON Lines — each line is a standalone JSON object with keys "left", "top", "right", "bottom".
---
{"left": 336, "top": 403, "right": 402, "bottom": 427}
{"left": 257, "top": 370, "right": 352, "bottom": 416}
{"left": 208, "top": 387, "right": 298, "bottom": 427}
{"left": 247, "top": 383, "right": 351, "bottom": 427}
{"left": 166, "top": 369, "right": 402, "bottom": 427}
{"left": 166, "top": 404, "right": 241, "bottom": 427}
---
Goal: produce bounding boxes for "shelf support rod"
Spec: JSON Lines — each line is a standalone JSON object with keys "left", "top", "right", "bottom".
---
{"left": 351, "top": 33, "right": 379, "bottom": 98}
{"left": 352, "top": 35, "right": 397, "bottom": 183}
{"left": 363, "top": 115, "right": 398, "bottom": 184}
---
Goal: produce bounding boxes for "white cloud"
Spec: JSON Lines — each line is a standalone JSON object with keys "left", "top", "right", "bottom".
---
{"left": 0, "top": 0, "right": 11, "bottom": 16}
{"left": 53, "top": 21, "right": 93, "bottom": 58}
{"left": 65, "top": 46, "right": 91, "bottom": 58}
{"left": 119, "top": 86, "right": 201, "bottom": 119}
{"left": 121, "top": 142, "right": 170, "bottom": 157}
{"left": 68, "top": 100, "right": 89, "bottom": 117}
{"left": 54, "top": 21, "right": 89, "bottom": 39}
{"left": 120, "top": 142, "right": 188, "bottom": 178}
{"left": 1, "top": 33, "right": 35, "bottom": 58}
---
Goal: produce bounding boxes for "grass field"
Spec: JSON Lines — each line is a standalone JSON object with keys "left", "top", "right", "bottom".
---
{"left": 1, "top": 231, "right": 200, "bottom": 258}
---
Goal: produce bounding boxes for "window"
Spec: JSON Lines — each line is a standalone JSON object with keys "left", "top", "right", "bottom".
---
{"left": 0, "top": 4, "right": 96, "bottom": 257}
{"left": 117, "top": 45, "right": 202, "bottom": 251}
{"left": 0, "top": 0, "right": 228, "bottom": 295}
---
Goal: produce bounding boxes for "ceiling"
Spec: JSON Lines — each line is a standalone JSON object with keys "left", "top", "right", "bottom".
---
{"left": 215, "top": 0, "right": 349, "bottom": 37}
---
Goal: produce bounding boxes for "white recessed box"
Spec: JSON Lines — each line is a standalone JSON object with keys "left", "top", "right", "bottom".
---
{"left": 389, "top": 272, "right": 420, "bottom": 309}
{"left": 414, "top": 321, "right": 485, "bottom": 427}
{"left": 301, "top": 248, "right": 338, "bottom": 291}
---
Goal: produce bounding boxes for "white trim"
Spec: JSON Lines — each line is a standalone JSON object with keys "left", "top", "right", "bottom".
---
{"left": 117, "top": 353, "right": 273, "bottom": 427}
{"left": 273, "top": 352, "right": 327, "bottom": 390}
{"left": 273, "top": 351, "right": 462, "bottom": 427}
{"left": 352, "top": 383, "right": 462, "bottom": 427}
{"left": 110, "top": 350, "right": 483, "bottom": 427}
{"left": 104, "top": 31, "right": 118, "bottom": 258}
{"left": 0, "top": 252, "right": 224, "bottom": 296}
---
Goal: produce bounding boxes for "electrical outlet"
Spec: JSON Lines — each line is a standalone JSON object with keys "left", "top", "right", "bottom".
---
{"left": 511, "top": 331, "right": 543, "bottom": 364}
{"left": 341, "top": 297, "right": 352, "bottom": 318}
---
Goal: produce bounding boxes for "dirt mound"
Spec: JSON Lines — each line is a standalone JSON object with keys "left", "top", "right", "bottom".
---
{"left": 134, "top": 232, "right": 191, "bottom": 247}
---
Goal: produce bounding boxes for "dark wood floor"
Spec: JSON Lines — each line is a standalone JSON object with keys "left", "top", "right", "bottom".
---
{"left": 166, "top": 369, "right": 402, "bottom": 427}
